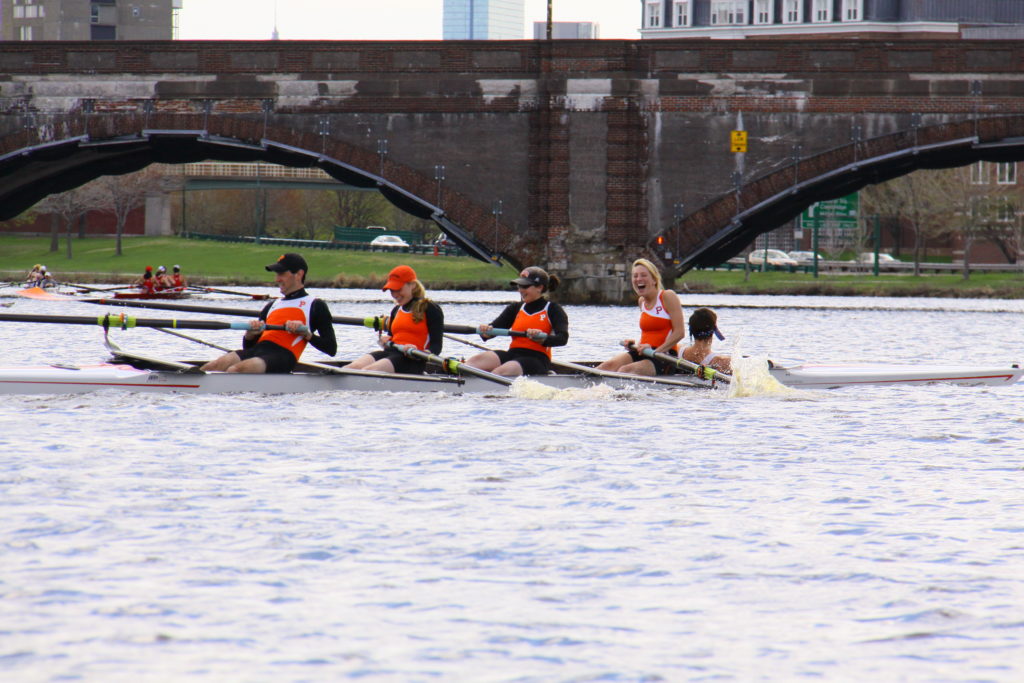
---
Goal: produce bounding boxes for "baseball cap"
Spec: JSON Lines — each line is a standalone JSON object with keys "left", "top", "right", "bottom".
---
{"left": 382, "top": 265, "right": 417, "bottom": 291}
{"left": 266, "top": 253, "right": 308, "bottom": 274}
{"left": 157, "top": 265, "right": 166, "bottom": 273}
{"left": 173, "top": 265, "right": 180, "bottom": 271}
{"left": 510, "top": 266, "right": 549, "bottom": 288}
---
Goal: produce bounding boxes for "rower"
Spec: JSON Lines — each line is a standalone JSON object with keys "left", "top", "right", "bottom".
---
{"left": 137, "top": 266, "right": 157, "bottom": 294}
{"left": 170, "top": 265, "right": 186, "bottom": 290}
{"left": 200, "top": 252, "right": 337, "bottom": 374}
{"left": 465, "top": 266, "right": 569, "bottom": 377}
{"left": 682, "top": 308, "right": 731, "bottom": 374}
{"left": 154, "top": 265, "right": 173, "bottom": 291}
{"left": 597, "top": 258, "right": 685, "bottom": 376}
{"left": 347, "top": 265, "right": 445, "bottom": 374}
{"left": 24, "top": 264, "right": 42, "bottom": 285}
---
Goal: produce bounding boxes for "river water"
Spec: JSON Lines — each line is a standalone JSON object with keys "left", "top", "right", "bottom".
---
{"left": 1, "top": 287, "right": 1023, "bottom": 682}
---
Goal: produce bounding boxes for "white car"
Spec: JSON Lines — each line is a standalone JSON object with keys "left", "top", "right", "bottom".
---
{"left": 788, "top": 250, "right": 826, "bottom": 264}
{"left": 748, "top": 249, "right": 799, "bottom": 267}
{"left": 369, "top": 235, "right": 410, "bottom": 249}
{"left": 857, "top": 252, "right": 898, "bottom": 263}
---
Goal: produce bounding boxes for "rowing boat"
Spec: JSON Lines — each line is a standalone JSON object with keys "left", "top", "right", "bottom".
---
{"left": 112, "top": 290, "right": 191, "bottom": 300}
{"left": 0, "top": 357, "right": 709, "bottom": 395}
{"left": 767, "top": 362, "right": 1024, "bottom": 388}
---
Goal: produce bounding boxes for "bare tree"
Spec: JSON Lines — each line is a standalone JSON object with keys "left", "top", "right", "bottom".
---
{"left": 96, "top": 167, "right": 165, "bottom": 256}
{"left": 330, "top": 189, "right": 389, "bottom": 230}
{"left": 35, "top": 184, "right": 105, "bottom": 258}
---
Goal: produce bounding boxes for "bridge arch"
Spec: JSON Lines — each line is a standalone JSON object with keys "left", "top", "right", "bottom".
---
{"left": 0, "top": 112, "right": 509, "bottom": 266}
{"left": 660, "top": 115, "right": 1024, "bottom": 274}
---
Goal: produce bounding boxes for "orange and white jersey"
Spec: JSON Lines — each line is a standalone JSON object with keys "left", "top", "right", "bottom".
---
{"left": 388, "top": 306, "right": 430, "bottom": 351}
{"left": 509, "top": 301, "right": 553, "bottom": 358}
{"left": 638, "top": 290, "right": 679, "bottom": 352}
{"left": 259, "top": 293, "right": 316, "bottom": 359}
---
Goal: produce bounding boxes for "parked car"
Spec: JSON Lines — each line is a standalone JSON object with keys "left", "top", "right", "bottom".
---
{"left": 369, "top": 235, "right": 411, "bottom": 249}
{"left": 856, "top": 252, "right": 898, "bottom": 263}
{"left": 787, "top": 250, "right": 826, "bottom": 264}
{"left": 748, "top": 249, "right": 799, "bottom": 267}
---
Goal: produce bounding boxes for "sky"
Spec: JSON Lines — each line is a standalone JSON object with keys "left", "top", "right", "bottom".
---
{"left": 177, "top": 0, "right": 642, "bottom": 41}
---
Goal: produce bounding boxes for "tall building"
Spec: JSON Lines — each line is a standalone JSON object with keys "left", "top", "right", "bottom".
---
{"left": 639, "top": 0, "right": 1024, "bottom": 39}
{"left": 443, "top": 0, "right": 524, "bottom": 40}
{"left": 1, "top": 0, "right": 179, "bottom": 41}
{"left": 532, "top": 21, "right": 600, "bottom": 39}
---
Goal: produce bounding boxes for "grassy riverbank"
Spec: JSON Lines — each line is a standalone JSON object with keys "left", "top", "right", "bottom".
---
{"left": 3, "top": 236, "right": 1022, "bottom": 298}
{"left": 677, "top": 268, "right": 1024, "bottom": 298}
{"left": 0, "top": 236, "right": 518, "bottom": 289}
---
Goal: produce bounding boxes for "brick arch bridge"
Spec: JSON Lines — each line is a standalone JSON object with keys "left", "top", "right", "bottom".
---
{"left": 2, "top": 39, "right": 1024, "bottom": 302}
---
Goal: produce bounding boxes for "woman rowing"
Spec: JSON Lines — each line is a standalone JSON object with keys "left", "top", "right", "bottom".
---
{"left": 136, "top": 266, "right": 157, "bottom": 294}
{"left": 348, "top": 265, "right": 444, "bottom": 374}
{"left": 465, "top": 266, "right": 569, "bottom": 377}
{"left": 597, "top": 258, "right": 685, "bottom": 376}
{"left": 682, "top": 307, "right": 731, "bottom": 374}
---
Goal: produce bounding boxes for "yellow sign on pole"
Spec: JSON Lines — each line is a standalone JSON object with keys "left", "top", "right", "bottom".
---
{"left": 730, "top": 130, "right": 748, "bottom": 153}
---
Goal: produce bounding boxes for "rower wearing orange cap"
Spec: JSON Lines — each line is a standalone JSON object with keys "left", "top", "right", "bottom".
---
{"left": 347, "top": 265, "right": 445, "bottom": 374}
{"left": 137, "top": 266, "right": 156, "bottom": 294}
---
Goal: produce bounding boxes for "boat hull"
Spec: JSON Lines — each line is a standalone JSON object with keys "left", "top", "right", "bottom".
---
{"left": 0, "top": 363, "right": 704, "bottom": 395}
{"left": 768, "top": 363, "right": 1024, "bottom": 388}
{"left": 112, "top": 291, "right": 190, "bottom": 300}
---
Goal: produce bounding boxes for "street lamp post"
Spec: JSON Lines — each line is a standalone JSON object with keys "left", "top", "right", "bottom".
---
{"left": 492, "top": 199, "right": 503, "bottom": 253}
{"left": 434, "top": 164, "right": 445, "bottom": 208}
{"left": 377, "top": 138, "right": 388, "bottom": 177}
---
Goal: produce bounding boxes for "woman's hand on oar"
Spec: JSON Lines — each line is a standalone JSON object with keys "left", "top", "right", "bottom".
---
{"left": 384, "top": 341, "right": 513, "bottom": 386}
{"left": 630, "top": 343, "right": 731, "bottom": 383}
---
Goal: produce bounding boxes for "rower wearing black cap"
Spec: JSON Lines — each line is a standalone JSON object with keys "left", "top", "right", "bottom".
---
{"left": 465, "top": 266, "right": 569, "bottom": 377}
{"left": 200, "top": 253, "right": 337, "bottom": 373}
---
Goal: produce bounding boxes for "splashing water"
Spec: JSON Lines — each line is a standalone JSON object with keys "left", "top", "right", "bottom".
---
{"left": 508, "top": 376, "right": 619, "bottom": 401}
{"left": 727, "top": 355, "right": 803, "bottom": 398}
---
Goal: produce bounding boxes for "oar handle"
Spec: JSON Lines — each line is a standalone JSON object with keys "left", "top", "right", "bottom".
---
{"left": 358, "top": 316, "right": 476, "bottom": 335}
{"left": 632, "top": 343, "right": 732, "bottom": 383}
{"left": 385, "top": 341, "right": 512, "bottom": 386}
{"left": 486, "top": 327, "right": 548, "bottom": 342}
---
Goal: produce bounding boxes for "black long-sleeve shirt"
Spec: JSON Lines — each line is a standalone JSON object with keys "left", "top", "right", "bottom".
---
{"left": 244, "top": 288, "right": 337, "bottom": 357}
{"left": 488, "top": 298, "right": 569, "bottom": 347}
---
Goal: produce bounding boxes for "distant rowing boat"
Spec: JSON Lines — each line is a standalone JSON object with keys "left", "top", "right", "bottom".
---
{"left": 112, "top": 290, "right": 191, "bottom": 300}
{"left": 767, "top": 362, "right": 1024, "bottom": 388}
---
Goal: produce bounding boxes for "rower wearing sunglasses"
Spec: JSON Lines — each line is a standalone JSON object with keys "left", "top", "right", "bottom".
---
{"left": 465, "top": 266, "right": 569, "bottom": 377}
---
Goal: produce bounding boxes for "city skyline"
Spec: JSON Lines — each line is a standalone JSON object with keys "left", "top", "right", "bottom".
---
{"left": 176, "top": 0, "right": 640, "bottom": 41}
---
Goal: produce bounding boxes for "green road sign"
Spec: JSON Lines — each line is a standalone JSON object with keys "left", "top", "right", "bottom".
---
{"left": 800, "top": 193, "right": 859, "bottom": 230}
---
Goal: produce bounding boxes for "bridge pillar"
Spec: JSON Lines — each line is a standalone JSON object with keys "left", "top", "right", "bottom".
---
{"left": 144, "top": 192, "right": 172, "bottom": 236}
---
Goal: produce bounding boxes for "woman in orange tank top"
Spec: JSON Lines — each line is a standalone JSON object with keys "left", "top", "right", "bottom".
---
{"left": 348, "top": 265, "right": 445, "bottom": 374}
{"left": 597, "top": 258, "right": 685, "bottom": 377}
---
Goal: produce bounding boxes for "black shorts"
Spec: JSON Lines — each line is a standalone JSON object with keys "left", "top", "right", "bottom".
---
{"left": 236, "top": 341, "right": 298, "bottom": 374}
{"left": 627, "top": 348, "right": 678, "bottom": 376}
{"left": 494, "top": 348, "right": 551, "bottom": 376}
{"left": 368, "top": 349, "right": 426, "bottom": 375}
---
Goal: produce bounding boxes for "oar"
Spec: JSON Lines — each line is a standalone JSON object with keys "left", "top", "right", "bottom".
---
{"left": 442, "top": 332, "right": 708, "bottom": 388}
{"left": 630, "top": 343, "right": 732, "bottom": 383}
{"left": 188, "top": 285, "right": 271, "bottom": 300}
{"left": 0, "top": 311, "right": 294, "bottom": 332}
{"left": 68, "top": 283, "right": 134, "bottom": 293}
{"left": 385, "top": 341, "right": 513, "bottom": 387}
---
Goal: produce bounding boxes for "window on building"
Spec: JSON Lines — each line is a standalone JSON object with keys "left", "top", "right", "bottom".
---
{"left": 812, "top": 0, "right": 831, "bottom": 22}
{"left": 783, "top": 0, "right": 801, "bottom": 23}
{"left": 673, "top": 1, "right": 690, "bottom": 27}
{"left": 997, "top": 200, "right": 1016, "bottom": 222}
{"left": 711, "top": 0, "right": 746, "bottom": 25}
{"left": 997, "top": 162, "right": 1017, "bottom": 185}
{"left": 25, "top": 4, "right": 38, "bottom": 18}
{"left": 842, "top": 0, "right": 862, "bottom": 21}
{"left": 753, "top": 0, "right": 772, "bottom": 24}
{"left": 13, "top": 6, "right": 25, "bottom": 18}
{"left": 646, "top": 1, "right": 661, "bottom": 28}
{"left": 970, "top": 162, "right": 987, "bottom": 185}
{"left": 18, "top": 25, "right": 33, "bottom": 40}
{"left": 91, "top": 24, "right": 116, "bottom": 40}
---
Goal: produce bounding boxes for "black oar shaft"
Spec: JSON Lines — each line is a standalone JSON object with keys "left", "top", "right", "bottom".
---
{"left": 387, "top": 342, "right": 513, "bottom": 386}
